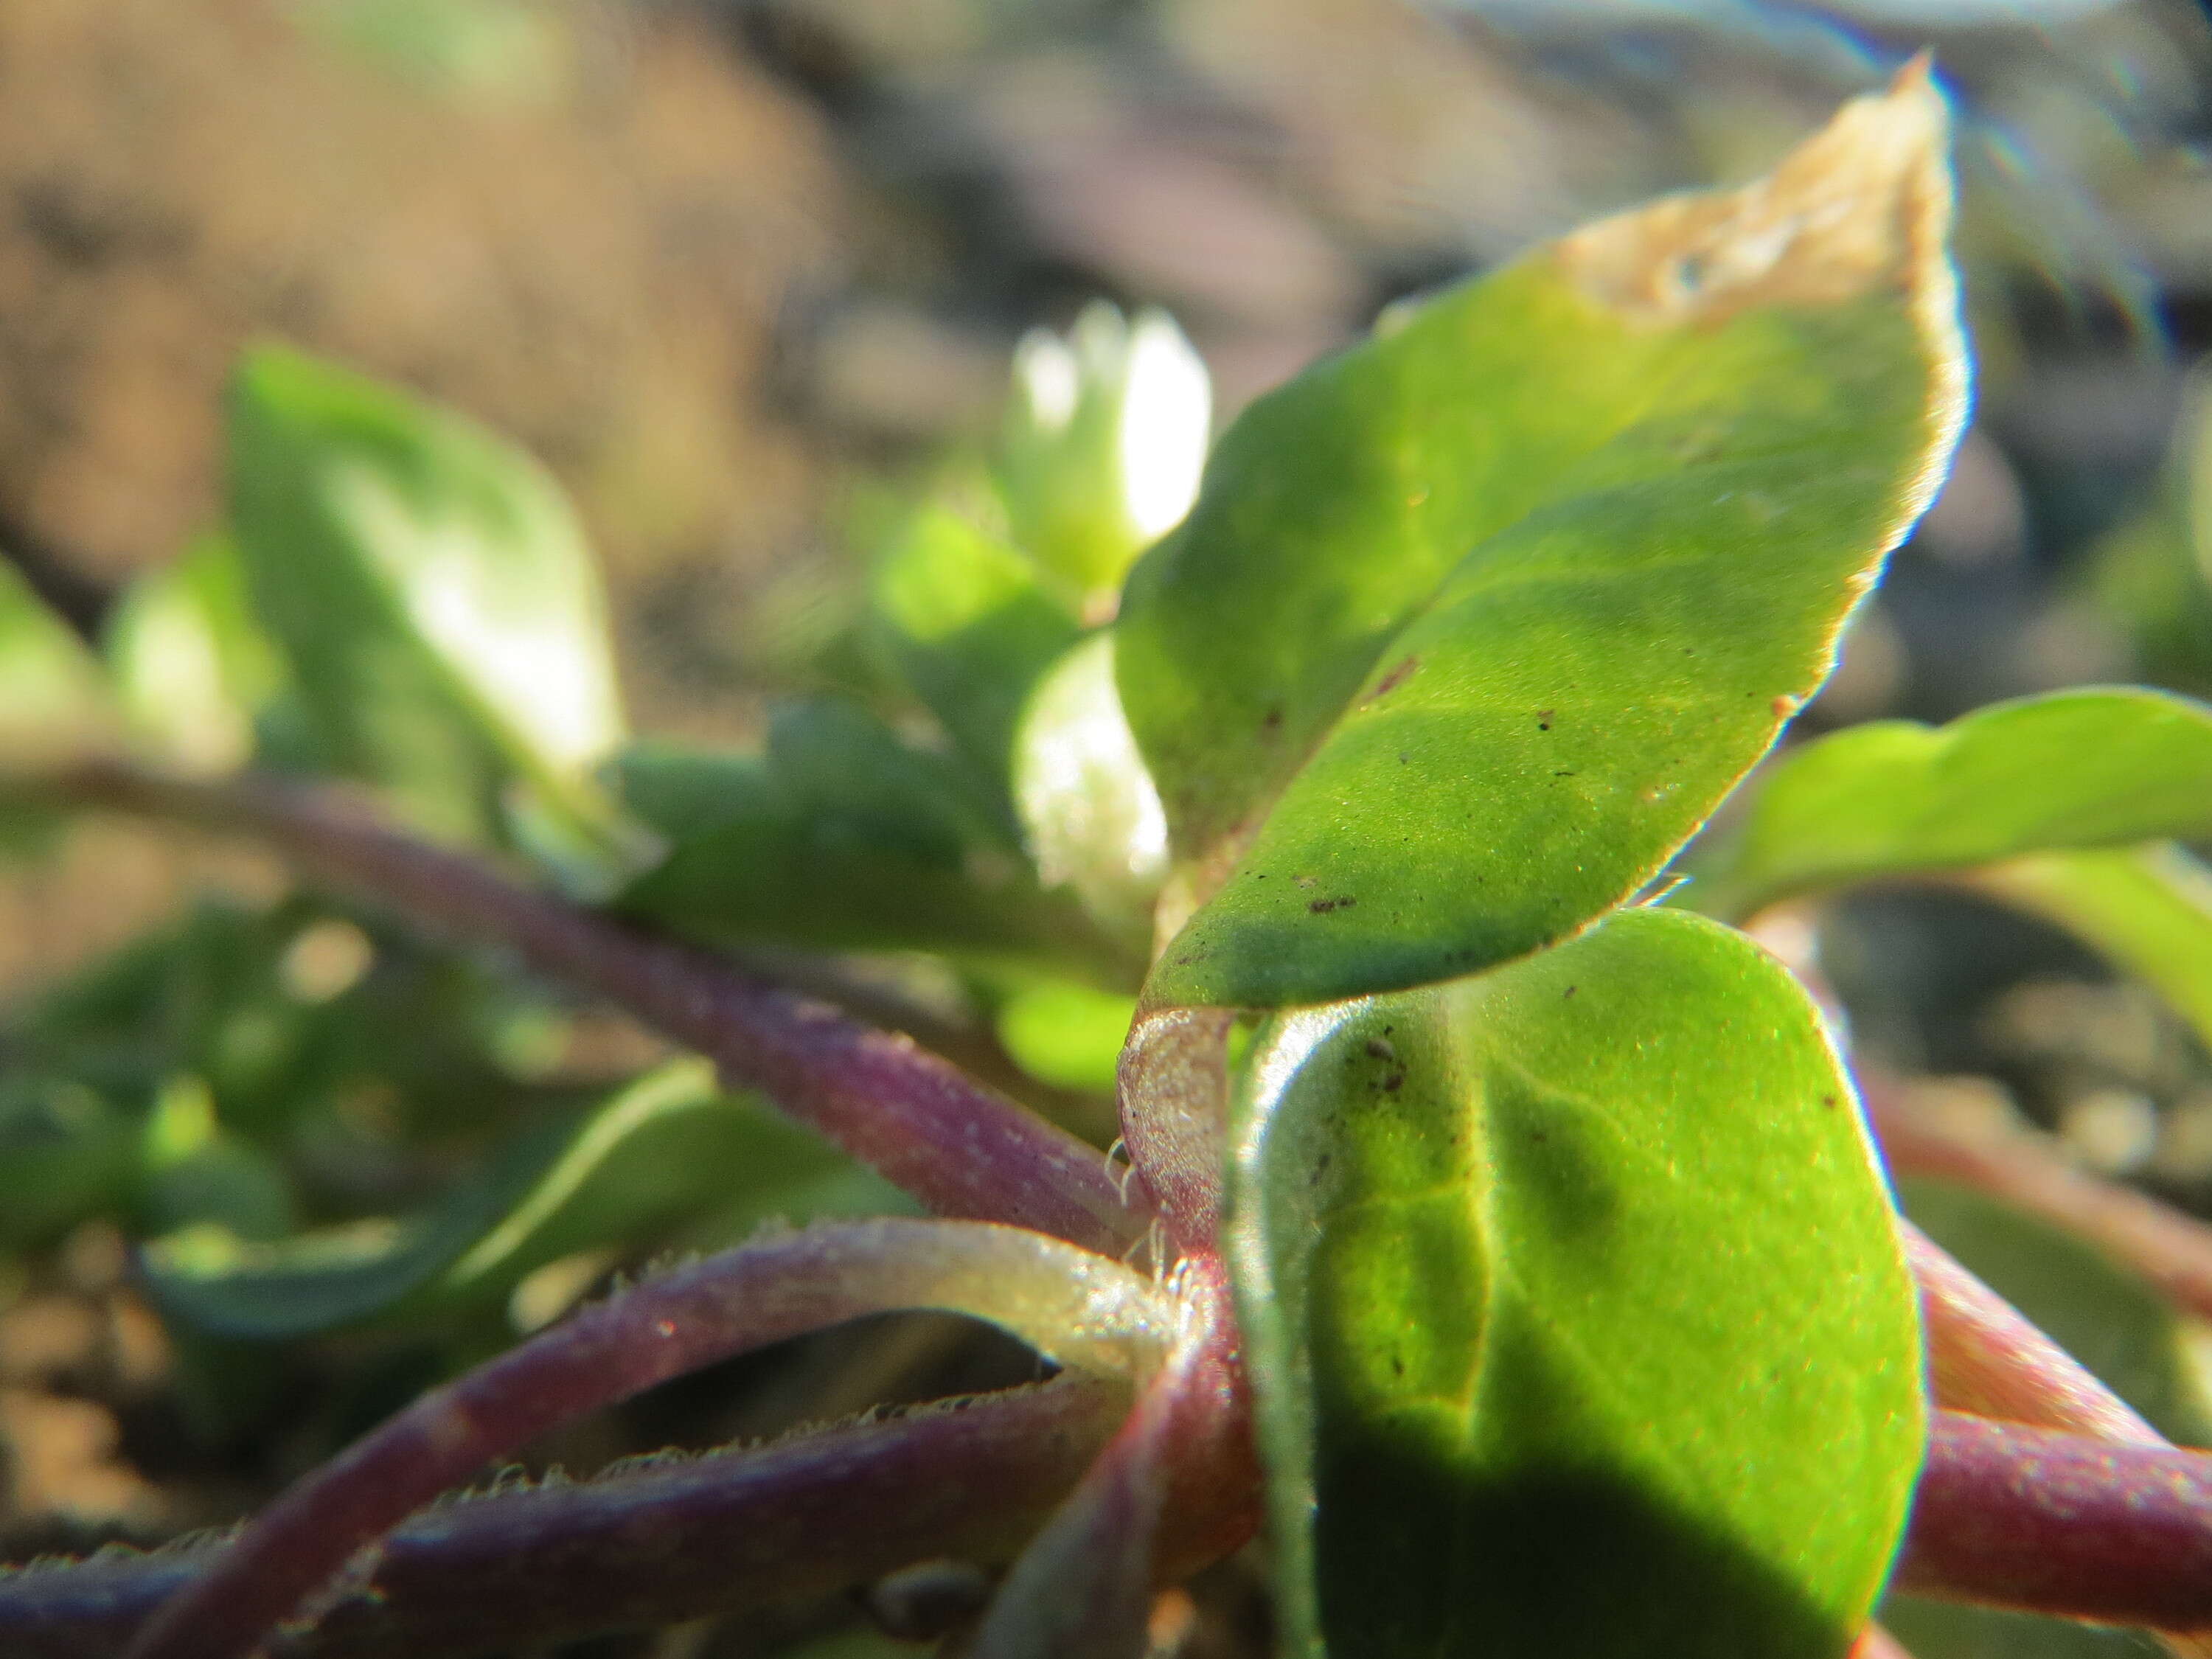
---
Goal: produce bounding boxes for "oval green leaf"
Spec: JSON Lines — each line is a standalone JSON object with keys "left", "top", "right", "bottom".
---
{"left": 226, "top": 345, "right": 641, "bottom": 881}
{"left": 1119, "top": 71, "right": 1966, "bottom": 1007}
{"left": 1694, "top": 688, "right": 2212, "bottom": 920}
{"left": 1230, "top": 907, "right": 1922, "bottom": 1658}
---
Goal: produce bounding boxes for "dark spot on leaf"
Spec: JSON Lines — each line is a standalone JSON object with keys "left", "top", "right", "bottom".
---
{"left": 1390, "top": 1354, "right": 1405, "bottom": 1377}
{"left": 1382, "top": 1071, "right": 1405, "bottom": 1092}
{"left": 1364, "top": 1037, "right": 1398, "bottom": 1062}
{"left": 1554, "top": 770, "right": 1576, "bottom": 778}
{"left": 1563, "top": 985, "right": 1578, "bottom": 998}
{"left": 1536, "top": 709, "right": 1554, "bottom": 731}
{"left": 1261, "top": 706, "right": 1283, "bottom": 732}
{"left": 1821, "top": 1094, "right": 1838, "bottom": 1109}
{"left": 1309, "top": 896, "right": 1357, "bottom": 914}
{"left": 1366, "top": 655, "right": 1421, "bottom": 703}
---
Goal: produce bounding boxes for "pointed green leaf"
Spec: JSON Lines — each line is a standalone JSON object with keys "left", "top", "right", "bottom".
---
{"left": 871, "top": 504, "right": 1082, "bottom": 789}
{"left": 1012, "top": 631, "right": 1169, "bottom": 953}
{"left": 1694, "top": 689, "right": 2212, "bottom": 919}
{"left": 226, "top": 346, "right": 641, "bottom": 881}
{"left": 1120, "top": 73, "right": 1966, "bottom": 1006}
{"left": 616, "top": 700, "right": 1130, "bottom": 971}
{"left": 1231, "top": 907, "right": 1921, "bottom": 1658}
{"left": 1974, "top": 842, "right": 2212, "bottom": 1057}
{"left": 140, "top": 1062, "right": 884, "bottom": 1339}
{"left": 0, "top": 554, "right": 113, "bottom": 766}
{"left": 105, "top": 534, "right": 288, "bottom": 775}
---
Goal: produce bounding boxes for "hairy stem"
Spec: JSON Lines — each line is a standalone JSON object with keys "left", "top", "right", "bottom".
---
{"left": 1114, "top": 1008, "right": 1237, "bottom": 1255}
{"left": 1900, "top": 1412, "right": 2212, "bottom": 1630}
{"left": 1906, "top": 1220, "right": 2158, "bottom": 1441}
{"left": 122, "top": 1220, "right": 1172, "bottom": 1659}
{"left": 1, "top": 1378, "right": 1124, "bottom": 1659}
{"left": 969, "top": 1251, "right": 1259, "bottom": 1659}
{"left": 32, "top": 759, "right": 1143, "bottom": 1256}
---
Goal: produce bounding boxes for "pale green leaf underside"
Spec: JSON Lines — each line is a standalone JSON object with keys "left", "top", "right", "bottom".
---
{"left": 1694, "top": 688, "right": 2212, "bottom": 920}
{"left": 1121, "top": 74, "right": 1962, "bottom": 1008}
{"left": 1230, "top": 907, "right": 1922, "bottom": 1658}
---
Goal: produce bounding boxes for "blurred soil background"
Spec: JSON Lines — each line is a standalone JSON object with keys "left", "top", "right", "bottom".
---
{"left": 5, "top": 2, "right": 2212, "bottom": 1655}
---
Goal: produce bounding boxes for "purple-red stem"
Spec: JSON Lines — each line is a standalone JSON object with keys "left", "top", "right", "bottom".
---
{"left": 18, "top": 1405, "right": 2212, "bottom": 1651}
{"left": 47, "top": 760, "right": 1142, "bottom": 1258}
{"left": 970, "top": 1251, "right": 1258, "bottom": 1659}
{"left": 120, "top": 1220, "right": 1157, "bottom": 1659}
{"left": 42, "top": 765, "right": 2212, "bottom": 1649}
{"left": 0, "top": 1378, "right": 1124, "bottom": 1659}
{"left": 1905, "top": 1220, "right": 2159, "bottom": 1442}
{"left": 1114, "top": 1009, "right": 1236, "bottom": 1256}
{"left": 1899, "top": 1412, "right": 2212, "bottom": 1627}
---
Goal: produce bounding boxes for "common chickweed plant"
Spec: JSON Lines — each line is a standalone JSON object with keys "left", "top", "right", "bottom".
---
{"left": 7, "top": 62, "right": 2212, "bottom": 1659}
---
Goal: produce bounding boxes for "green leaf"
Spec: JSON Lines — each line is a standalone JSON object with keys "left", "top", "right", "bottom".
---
{"left": 1011, "top": 631, "right": 1169, "bottom": 953}
{"left": 995, "top": 979, "right": 1137, "bottom": 1096}
{"left": 1899, "top": 1175, "right": 2212, "bottom": 1447}
{"left": 1119, "top": 73, "right": 1966, "bottom": 1007}
{"left": 1001, "top": 303, "right": 1211, "bottom": 602}
{"left": 226, "top": 345, "right": 641, "bottom": 883}
{"left": 1973, "top": 842, "right": 2212, "bottom": 1057}
{"left": 140, "top": 1061, "right": 883, "bottom": 1339}
{"left": 616, "top": 700, "right": 1127, "bottom": 970}
{"left": 871, "top": 505, "right": 1082, "bottom": 790}
{"left": 1231, "top": 906, "right": 1922, "bottom": 1658}
{"left": 0, "top": 1080, "right": 138, "bottom": 1251}
{"left": 610, "top": 739, "right": 781, "bottom": 843}
{"left": 0, "top": 554, "right": 113, "bottom": 766}
{"left": 2083, "top": 501, "right": 2212, "bottom": 708}
{"left": 105, "top": 534, "right": 288, "bottom": 775}
{"left": 1692, "top": 689, "right": 2212, "bottom": 919}
{"left": 138, "top": 1075, "right": 299, "bottom": 1245}
{"left": 1878, "top": 1597, "right": 2157, "bottom": 1659}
